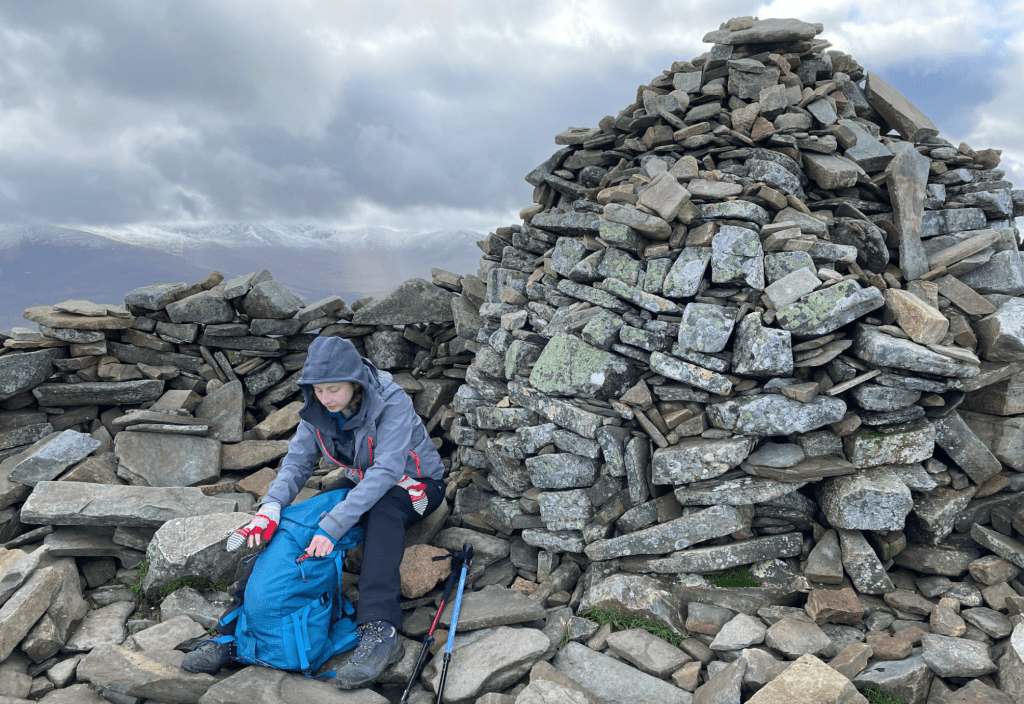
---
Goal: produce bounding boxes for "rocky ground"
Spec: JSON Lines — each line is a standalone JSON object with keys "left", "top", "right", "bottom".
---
{"left": 1, "top": 13, "right": 1024, "bottom": 704}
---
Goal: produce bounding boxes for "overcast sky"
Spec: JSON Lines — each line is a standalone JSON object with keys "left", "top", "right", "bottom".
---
{"left": 0, "top": 0, "right": 1021, "bottom": 234}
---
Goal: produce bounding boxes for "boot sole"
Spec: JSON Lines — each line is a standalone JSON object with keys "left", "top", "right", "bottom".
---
{"left": 335, "top": 642, "right": 405, "bottom": 690}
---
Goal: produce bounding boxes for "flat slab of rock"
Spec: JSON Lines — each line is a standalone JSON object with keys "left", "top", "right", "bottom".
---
{"left": 704, "top": 17, "right": 822, "bottom": 44}
{"left": 606, "top": 628, "right": 690, "bottom": 678}
{"left": 62, "top": 601, "right": 135, "bottom": 652}
{"left": 621, "top": 533, "right": 803, "bottom": 574}
{"left": 44, "top": 526, "right": 146, "bottom": 567}
{"left": 0, "top": 566, "right": 61, "bottom": 661}
{"left": 77, "top": 644, "right": 217, "bottom": 703}
{"left": 0, "top": 348, "right": 67, "bottom": 402}
{"left": 195, "top": 380, "right": 244, "bottom": 443}
{"left": 651, "top": 438, "right": 751, "bottom": 485}
{"left": 438, "top": 585, "right": 547, "bottom": 630}
{"left": 866, "top": 71, "right": 940, "bottom": 142}
{"left": 776, "top": 281, "right": 883, "bottom": 338}
{"left": 708, "top": 395, "right": 846, "bottom": 436}
{"left": 21, "top": 482, "right": 240, "bottom": 527}
{"left": 32, "top": 380, "right": 165, "bottom": 407}
{"left": 352, "top": 278, "right": 455, "bottom": 325}
{"left": 553, "top": 641, "right": 692, "bottom": 704}
{"left": 921, "top": 633, "right": 997, "bottom": 678}
{"left": 584, "top": 505, "right": 746, "bottom": 560}
{"left": 7, "top": 430, "right": 101, "bottom": 486}
{"left": 423, "top": 626, "right": 550, "bottom": 704}
{"left": 23, "top": 306, "right": 134, "bottom": 330}
{"left": 200, "top": 664, "right": 387, "bottom": 703}
{"left": 113, "top": 431, "right": 222, "bottom": 487}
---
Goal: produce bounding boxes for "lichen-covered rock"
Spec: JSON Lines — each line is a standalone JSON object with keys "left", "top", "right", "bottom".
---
{"left": 817, "top": 467, "right": 914, "bottom": 531}
{"left": 776, "top": 281, "right": 884, "bottom": 337}
{"left": 529, "top": 334, "right": 639, "bottom": 399}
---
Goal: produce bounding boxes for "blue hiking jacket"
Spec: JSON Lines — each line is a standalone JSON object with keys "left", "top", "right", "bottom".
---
{"left": 262, "top": 337, "right": 445, "bottom": 542}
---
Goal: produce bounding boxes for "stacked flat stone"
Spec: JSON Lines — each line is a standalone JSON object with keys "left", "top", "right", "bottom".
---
{"left": 438, "top": 14, "right": 1024, "bottom": 704}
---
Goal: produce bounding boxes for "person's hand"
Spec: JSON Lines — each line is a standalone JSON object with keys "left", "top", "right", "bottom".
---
{"left": 226, "top": 504, "right": 281, "bottom": 551}
{"left": 305, "top": 534, "right": 335, "bottom": 558}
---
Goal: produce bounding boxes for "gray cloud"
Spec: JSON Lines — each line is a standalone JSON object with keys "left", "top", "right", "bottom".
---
{"left": 0, "top": 1, "right": 1021, "bottom": 231}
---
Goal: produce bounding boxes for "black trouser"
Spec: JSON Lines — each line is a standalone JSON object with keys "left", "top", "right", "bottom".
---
{"left": 218, "top": 476, "right": 445, "bottom": 635}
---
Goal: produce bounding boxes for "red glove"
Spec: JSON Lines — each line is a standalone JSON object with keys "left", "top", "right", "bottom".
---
{"left": 227, "top": 503, "right": 281, "bottom": 551}
{"left": 397, "top": 476, "right": 428, "bottom": 515}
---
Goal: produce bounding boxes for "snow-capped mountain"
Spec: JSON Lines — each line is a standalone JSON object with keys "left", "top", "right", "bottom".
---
{"left": 0, "top": 223, "right": 483, "bottom": 333}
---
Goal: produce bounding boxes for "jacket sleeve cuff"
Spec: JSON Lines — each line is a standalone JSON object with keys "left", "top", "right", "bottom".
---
{"left": 313, "top": 527, "right": 336, "bottom": 545}
{"left": 317, "top": 515, "right": 348, "bottom": 543}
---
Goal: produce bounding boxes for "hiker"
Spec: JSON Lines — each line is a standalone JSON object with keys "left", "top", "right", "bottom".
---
{"left": 182, "top": 336, "right": 447, "bottom": 690}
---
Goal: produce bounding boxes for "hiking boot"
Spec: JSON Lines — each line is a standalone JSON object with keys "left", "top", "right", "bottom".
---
{"left": 335, "top": 621, "right": 404, "bottom": 690}
{"left": 181, "top": 639, "right": 233, "bottom": 675}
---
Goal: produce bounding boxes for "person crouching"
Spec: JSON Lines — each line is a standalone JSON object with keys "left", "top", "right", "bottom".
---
{"left": 182, "top": 336, "right": 446, "bottom": 690}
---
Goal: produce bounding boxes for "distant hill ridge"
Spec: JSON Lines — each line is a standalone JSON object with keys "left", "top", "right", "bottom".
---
{"left": 0, "top": 223, "right": 482, "bottom": 332}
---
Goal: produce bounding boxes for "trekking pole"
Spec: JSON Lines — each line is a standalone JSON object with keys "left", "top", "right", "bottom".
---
{"left": 434, "top": 543, "right": 473, "bottom": 704}
{"left": 399, "top": 543, "right": 472, "bottom": 704}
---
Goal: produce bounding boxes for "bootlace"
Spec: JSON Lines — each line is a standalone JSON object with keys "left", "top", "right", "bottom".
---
{"left": 351, "top": 624, "right": 384, "bottom": 663}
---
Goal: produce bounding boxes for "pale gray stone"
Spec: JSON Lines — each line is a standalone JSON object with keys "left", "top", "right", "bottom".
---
{"left": 922, "top": 634, "right": 997, "bottom": 678}
{"left": 114, "top": 432, "right": 221, "bottom": 487}
{"left": 353, "top": 278, "right": 455, "bottom": 325}
{"left": 62, "top": 601, "right": 135, "bottom": 652}
{"left": 710, "top": 613, "right": 766, "bottom": 652}
{"left": 731, "top": 314, "right": 793, "bottom": 377}
{"left": 421, "top": 626, "right": 549, "bottom": 704}
{"left": 677, "top": 303, "right": 736, "bottom": 354}
{"left": 142, "top": 513, "right": 253, "bottom": 592}
{"left": 764, "top": 618, "right": 832, "bottom": 659}
{"left": 711, "top": 226, "right": 764, "bottom": 290}
{"left": 0, "top": 566, "right": 61, "bottom": 661}
{"left": 852, "top": 654, "right": 933, "bottom": 704}
{"left": 525, "top": 454, "right": 598, "bottom": 490}
{"left": 160, "top": 586, "right": 231, "bottom": 631}
{"left": 803, "top": 153, "right": 858, "bottom": 190}
{"left": 620, "top": 533, "right": 803, "bottom": 575}
{"left": 31, "top": 379, "right": 163, "bottom": 410}
{"left": 199, "top": 663, "right": 387, "bottom": 703}
{"left": 6, "top": 430, "right": 101, "bottom": 486}
{"left": 21, "top": 483, "right": 240, "bottom": 527}
{"left": 838, "top": 529, "right": 895, "bottom": 594}
{"left": 0, "top": 349, "right": 67, "bottom": 402}
{"left": 538, "top": 489, "right": 593, "bottom": 531}
{"left": 553, "top": 642, "right": 692, "bottom": 704}
{"left": 817, "top": 467, "right": 913, "bottom": 531}
{"left": 977, "top": 297, "right": 1024, "bottom": 362}
{"left": 436, "top": 585, "right": 546, "bottom": 631}
{"left": 585, "top": 505, "right": 746, "bottom": 560}
{"left": 776, "top": 281, "right": 884, "bottom": 338}
{"left": 707, "top": 395, "right": 847, "bottom": 436}
{"left": 579, "top": 573, "right": 687, "bottom": 635}
{"left": 166, "top": 291, "right": 234, "bottom": 325}
{"left": 664, "top": 248, "right": 712, "bottom": 299}
{"left": 651, "top": 438, "right": 751, "bottom": 485}
{"left": 606, "top": 628, "right": 690, "bottom": 678}
{"left": 529, "top": 334, "right": 639, "bottom": 399}
{"left": 854, "top": 324, "right": 979, "bottom": 377}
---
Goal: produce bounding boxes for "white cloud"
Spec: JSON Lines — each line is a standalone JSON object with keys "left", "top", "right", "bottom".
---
{"left": 0, "top": 0, "right": 1022, "bottom": 232}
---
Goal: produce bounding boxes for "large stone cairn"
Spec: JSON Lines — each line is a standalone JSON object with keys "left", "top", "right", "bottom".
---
{"left": 1, "top": 14, "right": 1024, "bottom": 704}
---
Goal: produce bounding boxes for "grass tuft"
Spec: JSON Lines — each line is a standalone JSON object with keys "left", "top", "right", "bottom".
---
{"left": 126, "top": 561, "right": 232, "bottom": 606}
{"left": 862, "top": 685, "right": 905, "bottom": 704}
{"left": 706, "top": 567, "right": 761, "bottom": 588}
{"left": 584, "top": 607, "right": 687, "bottom": 646}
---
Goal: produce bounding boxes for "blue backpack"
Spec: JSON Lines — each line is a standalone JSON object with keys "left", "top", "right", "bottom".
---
{"left": 216, "top": 488, "right": 364, "bottom": 676}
